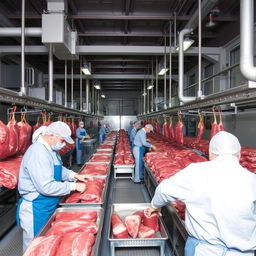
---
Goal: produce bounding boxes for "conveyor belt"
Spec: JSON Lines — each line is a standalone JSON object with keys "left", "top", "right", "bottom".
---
{"left": 99, "top": 171, "right": 174, "bottom": 256}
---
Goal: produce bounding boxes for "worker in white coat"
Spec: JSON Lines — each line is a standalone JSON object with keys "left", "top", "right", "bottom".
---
{"left": 133, "top": 124, "right": 156, "bottom": 183}
{"left": 146, "top": 131, "right": 256, "bottom": 256}
{"left": 76, "top": 121, "right": 90, "bottom": 166}
{"left": 127, "top": 121, "right": 134, "bottom": 138}
{"left": 17, "top": 121, "right": 91, "bottom": 251}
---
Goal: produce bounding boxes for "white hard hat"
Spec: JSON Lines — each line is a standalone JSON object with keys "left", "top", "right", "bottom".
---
{"left": 45, "top": 121, "right": 74, "bottom": 144}
{"left": 145, "top": 124, "right": 153, "bottom": 132}
{"left": 209, "top": 131, "right": 241, "bottom": 155}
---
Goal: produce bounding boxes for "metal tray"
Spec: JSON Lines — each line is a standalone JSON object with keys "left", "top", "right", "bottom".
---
{"left": 59, "top": 174, "right": 110, "bottom": 207}
{"left": 108, "top": 203, "right": 168, "bottom": 243}
{"left": 81, "top": 162, "right": 111, "bottom": 176}
{"left": 113, "top": 164, "right": 135, "bottom": 168}
{"left": 38, "top": 207, "right": 104, "bottom": 256}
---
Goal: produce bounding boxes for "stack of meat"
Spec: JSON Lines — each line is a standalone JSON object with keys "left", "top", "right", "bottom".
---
{"left": 89, "top": 154, "right": 111, "bottom": 163}
{"left": 111, "top": 210, "right": 159, "bottom": 239}
{"left": 24, "top": 210, "right": 98, "bottom": 256}
{"left": 59, "top": 143, "right": 75, "bottom": 156}
{"left": 114, "top": 129, "right": 134, "bottom": 165}
{"left": 80, "top": 163, "right": 109, "bottom": 176}
{"left": 65, "top": 177, "right": 106, "bottom": 204}
{"left": 240, "top": 147, "right": 256, "bottom": 174}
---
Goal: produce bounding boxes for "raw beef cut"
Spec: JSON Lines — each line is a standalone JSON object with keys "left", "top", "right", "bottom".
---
{"left": 114, "top": 155, "right": 123, "bottom": 165}
{"left": 138, "top": 224, "right": 155, "bottom": 238}
{"left": 47, "top": 220, "right": 98, "bottom": 235}
{"left": 57, "top": 231, "right": 95, "bottom": 256}
{"left": 80, "top": 179, "right": 103, "bottom": 203}
{"left": 71, "top": 118, "right": 76, "bottom": 138}
{"left": 163, "top": 119, "right": 169, "bottom": 138}
{"left": 23, "top": 235, "right": 62, "bottom": 256}
{"left": 33, "top": 116, "right": 42, "bottom": 132}
{"left": 65, "top": 191, "right": 81, "bottom": 203}
{"left": 80, "top": 164, "right": 108, "bottom": 176}
{"left": 143, "top": 211, "right": 159, "bottom": 231}
{"left": 55, "top": 211, "right": 97, "bottom": 222}
{"left": 0, "top": 156, "right": 23, "bottom": 189}
{"left": 7, "top": 114, "right": 19, "bottom": 157}
{"left": 196, "top": 113, "right": 204, "bottom": 143}
{"left": 210, "top": 107, "right": 218, "bottom": 139}
{"left": 218, "top": 108, "right": 225, "bottom": 131}
{"left": 0, "top": 120, "right": 9, "bottom": 159}
{"left": 90, "top": 155, "right": 111, "bottom": 162}
{"left": 133, "top": 211, "right": 145, "bottom": 219}
{"left": 123, "top": 154, "right": 134, "bottom": 164}
{"left": 168, "top": 117, "right": 175, "bottom": 140}
{"left": 175, "top": 114, "right": 184, "bottom": 145}
{"left": 111, "top": 213, "right": 129, "bottom": 238}
{"left": 124, "top": 214, "right": 141, "bottom": 238}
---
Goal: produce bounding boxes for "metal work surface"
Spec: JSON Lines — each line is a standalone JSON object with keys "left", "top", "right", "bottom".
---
{"left": 0, "top": 226, "right": 23, "bottom": 256}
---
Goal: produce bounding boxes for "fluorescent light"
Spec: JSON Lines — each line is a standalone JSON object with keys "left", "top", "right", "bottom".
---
{"left": 158, "top": 68, "right": 168, "bottom": 75}
{"left": 147, "top": 85, "right": 154, "bottom": 90}
{"left": 81, "top": 63, "right": 91, "bottom": 75}
{"left": 101, "top": 94, "right": 105, "bottom": 98}
{"left": 142, "top": 92, "right": 147, "bottom": 96}
{"left": 94, "top": 85, "right": 101, "bottom": 90}
{"left": 175, "top": 38, "right": 195, "bottom": 52}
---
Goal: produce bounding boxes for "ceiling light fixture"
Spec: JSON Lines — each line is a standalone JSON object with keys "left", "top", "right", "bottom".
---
{"left": 142, "top": 92, "right": 147, "bottom": 96}
{"left": 94, "top": 84, "right": 101, "bottom": 90}
{"left": 147, "top": 85, "right": 154, "bottom": 90}
{"left": 101, "top": 94, "right": 106, "bottom": 98}
{"left": 81, "top": 62, "right": 91, "bottom": 75}
{"left": 158, "top": 68, "right": 168, "bottom": 76}
{"left": 205, "top": 13, "right": 216, "bottom": 28}
{"left": 175, "top": 38, "right": 195, "bottom": 52}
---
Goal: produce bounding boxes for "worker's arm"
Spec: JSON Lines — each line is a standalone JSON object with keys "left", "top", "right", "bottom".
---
{"left": 151, "top": 163, "right": 199, "bottom": 209}
{"left": 141, "top": 131, "right": 152, "bottom": 148}
{"left": 26, "top": 149, "right": 74, "bottom": 196}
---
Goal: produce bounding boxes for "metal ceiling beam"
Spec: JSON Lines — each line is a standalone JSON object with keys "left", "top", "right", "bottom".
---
{"left": 44, "top": 74, "right": 179, "bottom": 80}
{"left": 0, "top": 45, "right": 221, "bottom": 58}
{"left": 94, "top": 65, "right": 147, "bottom": 69}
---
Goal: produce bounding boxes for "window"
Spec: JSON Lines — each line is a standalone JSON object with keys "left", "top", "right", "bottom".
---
{"left": 230, "top": 47, "right": 247, "bottom": 88}
{"left": 186, "top": 74, "right": 196, "bottom": 96}
{"left": 204, "top": 64, "right": 214, "bottom": 95}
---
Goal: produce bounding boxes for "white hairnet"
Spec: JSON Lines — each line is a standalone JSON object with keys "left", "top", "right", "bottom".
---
{"left": 134, "top": 121, "right": 141, "bottom": 127}
{"left": 209, "top": 131, "right": 241, "bottom": 155}
{"left": 145, "top": 124, "right": 153, "bottom": 131}
{"left": 32, "top": 126, "right": 47, "bottom": 143}
{"left": 45, "top": 121, "right": 74, "bottom": 144}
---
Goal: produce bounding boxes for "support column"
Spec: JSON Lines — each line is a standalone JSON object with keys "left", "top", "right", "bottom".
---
{"left": 48, "top": 44, "right": 53, "bottom": 103}
{"left": 71, "top": 59, "right": 74, "bottom": 108}
{"left": 64, "top": 60, "right": 67, "bottom": 107}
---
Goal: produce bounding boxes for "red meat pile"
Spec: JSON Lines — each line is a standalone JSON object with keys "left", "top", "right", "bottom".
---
{"left": 240, "top": 147, "right": 256, "bottom": 174}
{"left": 80, "top": 164, "right": 109, "bottom": 176}
{"left": 65, "top": 178, "right": 105, "bottom": 203}
{"left": 89, "top": 154, "right": 111, "bottom": 163}
{"left": 111, "top": 210, "right": 159, "bottom": 239}
{"left": 0, "top": 155, "right": 23, "bottom": 189}
{"left": 24, "top": 211, "right": 98, "bottom": 256}
{"left": 114, "top": 154, "right": 134, "bottom": 165}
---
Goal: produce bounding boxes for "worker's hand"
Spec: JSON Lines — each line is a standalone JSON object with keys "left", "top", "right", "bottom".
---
{"left": 146, "top": 138, "right": 151, "bottom": 142}
{"left": 144, "top": 207, "right": 162, "bottom": 217}
{"left": 75, "top": 182, "right": 86, "bottom": 193}
{"left": 75, "top": 174, "right": 93, "bottom": 182}
{"left": 84, "top": 135, "right": 90, "bottom": 139}
{"left": 151, "top": 145, "right": 156, "bottom": 151}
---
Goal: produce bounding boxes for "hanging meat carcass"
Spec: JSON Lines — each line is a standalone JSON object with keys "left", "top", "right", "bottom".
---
{"left": 0, "top": 119, "right": 9, "bottom": 159}
{"left": 210, "top": 107, "right": 218, "bottom": 139}
{"left": 168, "top": 116, "right": 175, "bottom": 140}
{"left": 7, "top": 108, "right": 19, "bottom": 157}
{"left": 196, "top": 113, "right": 204, "bottom": 143}
{"left": 175, "top": 113, "right": 184, "bottom": 145}
{"left": 218, "top": 108, "right": 225, "bottom": 132}
{"left": 163, "top": 118, "right": 169, "bottom": 138}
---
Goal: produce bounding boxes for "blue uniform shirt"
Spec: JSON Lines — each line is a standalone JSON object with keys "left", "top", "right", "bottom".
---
{"left": 76, "top": 127, "right": 88, "bottom": 139}
{"left": 99, "top": 125, "right": 106, "bottom": 136}
{"left": 130, "top": 127, "right": 137, "bottom": 145}
{"left": 127, "top": 125, "right": 133, "bottom": 136}
{"left": 133, "top": 128, "right": 152, "bottom": 148}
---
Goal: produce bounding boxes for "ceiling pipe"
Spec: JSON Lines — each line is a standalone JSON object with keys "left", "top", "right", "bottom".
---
{"left": 178, "top": 28, "right": 196, "bottom": 104}
{"left": 240, "top": 0, "right": 256, "bottom": 81}
{"left": 20, "top": 0, "right": 26, "bottom": 96}
{"left": 0, "top": 27, "right": 42, "bottom": 37}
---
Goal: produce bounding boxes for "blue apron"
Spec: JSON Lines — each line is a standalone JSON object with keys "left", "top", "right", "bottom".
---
{"left": 185, "top": 236, "right": 243, "bottom": 256}
{"left": 77, "top": 130, "right": 86, "bottom": 150}
{"left": 16, "top": 152, "right": 62, "bottom": 237}
{"left": 138, "top": 146, "right": 146, "bottom": 180}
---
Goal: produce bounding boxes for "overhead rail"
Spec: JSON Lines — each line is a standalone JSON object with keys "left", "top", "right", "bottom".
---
{"left": 240, "top": 0, "right": 256, "bottom": 81}
{"left": 0, "top": 88, "right": 103, "bottom": 118}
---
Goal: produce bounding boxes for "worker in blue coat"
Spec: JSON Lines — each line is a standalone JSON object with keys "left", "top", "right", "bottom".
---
{"left": 17, "top": 121, "right": 91, "bottom": 251}
{"left": 132, "top": 124, "right": 156, "bottom": 183}
{"left": 99, "top": 123, "right": 108, "bottom": 144}
{"left": 76, "top": 121, "right": 90, "bottom": 166}
{"left": 127, "top": 121, "right": 134, "bottom": 138}
{"left": 129, "top": 121, "right": 141, "bottom": 148}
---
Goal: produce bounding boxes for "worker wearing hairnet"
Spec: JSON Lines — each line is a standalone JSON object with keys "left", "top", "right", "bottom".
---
{"left": 133, "top": 124, "right": 156, "bottom": 183}
{"left": 146, "top": 131, "right": 256, "bottom": 256}
{"left": 99, "top": 123, "right": 108, "bottom": 144}
{"left": 76, "top": 121, "right": 90, "bottom": 166}
{"left": 17, "top": 121, "right": 91, "bottom": 251}
{"left": 129, "top": 121, "right": 141, "bottom": 147}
